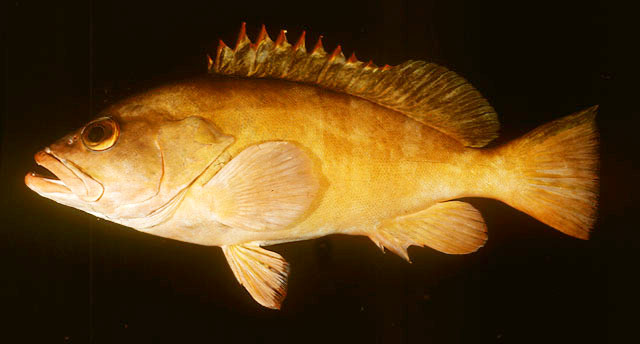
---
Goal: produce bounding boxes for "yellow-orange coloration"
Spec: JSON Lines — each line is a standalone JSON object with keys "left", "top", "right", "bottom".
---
{"left": 25, "top": 24, "right": 599, "bottom": 309}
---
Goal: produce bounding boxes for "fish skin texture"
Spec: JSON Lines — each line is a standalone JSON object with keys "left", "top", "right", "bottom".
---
{"left": 121, "top": 79, "right": 597, "bottom": 308}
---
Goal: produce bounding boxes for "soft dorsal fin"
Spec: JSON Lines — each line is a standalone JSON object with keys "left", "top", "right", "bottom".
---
{"left": 209, "top": 23, "right": 499, "bottom": 147}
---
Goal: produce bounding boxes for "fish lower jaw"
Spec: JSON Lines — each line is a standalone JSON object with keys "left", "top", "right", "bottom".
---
{"left": 25, "top": 172, "right": 72, "bottom": 194}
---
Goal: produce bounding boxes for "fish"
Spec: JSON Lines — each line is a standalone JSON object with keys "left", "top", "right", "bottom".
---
{"left": 25, "top": 23, "right": 599, "bottom": 309}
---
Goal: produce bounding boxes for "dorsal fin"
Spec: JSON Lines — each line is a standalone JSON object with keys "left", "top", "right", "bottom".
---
{"left": 210, "top": 23, "right": 500, "bottom": 147}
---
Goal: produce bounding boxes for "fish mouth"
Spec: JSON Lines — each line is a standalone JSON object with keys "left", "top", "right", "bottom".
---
{"left": 25, "top": 148, "right": 104, "bottom": 202}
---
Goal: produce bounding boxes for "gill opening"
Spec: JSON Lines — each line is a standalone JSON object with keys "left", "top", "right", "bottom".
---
{"left": 140, "top": 148, "right": 167, "bottom": 217}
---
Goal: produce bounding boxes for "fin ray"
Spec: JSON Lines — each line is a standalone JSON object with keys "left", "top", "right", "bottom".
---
{"left": 207, "top": 141, "right": 319, "bottom": 232}
{"left": 210, "top": 24, "right": 499, "bottom": 147}
{"left": 222, "top": 244, "right": 289, "bottom": 309}
{"left": 498, "top": 106, "right": 599, "bottom": 239}
{"left": 370, "top": 201, "right": 488, "bottom": 261}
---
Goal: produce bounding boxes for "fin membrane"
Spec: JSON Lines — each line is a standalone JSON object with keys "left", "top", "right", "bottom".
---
{"left": 501, "top": 106, "right": 599, "bottom": 239}
{"left": 370, "top": 201, "right": 487, "bottom": 260}
{"left": 210, "top": 23, "right": 499, "bottom": 147}
{"left": 207, "top": 141, "right": 319, "bottom": 232}
{"left": 222, "top": 244, "right": 289, "bottom": 309}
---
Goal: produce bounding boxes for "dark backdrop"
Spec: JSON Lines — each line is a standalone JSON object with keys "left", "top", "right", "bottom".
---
{"left": 3, "top": 0, "right": 633, "bottom": 343}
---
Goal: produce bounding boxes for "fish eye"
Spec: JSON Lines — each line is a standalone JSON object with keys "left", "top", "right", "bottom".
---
{"left": 87, "top": 125, "right": 105, "bottom": 142}
{"left": 81, "top": 117, "right": 120, "bottom": 151}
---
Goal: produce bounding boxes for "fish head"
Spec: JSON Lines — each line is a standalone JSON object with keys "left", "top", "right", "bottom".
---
{"left": 25, "top": 101, "right": 234, "bottom": 226}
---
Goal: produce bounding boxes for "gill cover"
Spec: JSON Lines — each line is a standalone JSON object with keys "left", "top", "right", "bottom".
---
{"left": 97, "top": 115, "right": 235, "bottom": 229}
{"left": 156, "top": 116, "right": 235, "bottom": 194}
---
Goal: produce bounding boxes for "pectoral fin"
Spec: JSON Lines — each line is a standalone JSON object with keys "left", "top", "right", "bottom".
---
{"left": 222, "top": 244, "right": 289, "bottom": 309}
{"left": 207, "top": 141, "right": 319, "bottom": 232}
{"left": 370, "top": 201, "right": 487, "bottom": 261}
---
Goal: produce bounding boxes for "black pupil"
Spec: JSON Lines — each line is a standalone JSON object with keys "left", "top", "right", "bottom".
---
{"left": 87, "top": 125, "right": 106, "bottom": 142}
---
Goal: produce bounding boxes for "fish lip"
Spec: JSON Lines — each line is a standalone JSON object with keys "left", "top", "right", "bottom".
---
{"left": 25, "top": 150, "right": 73, "bottom": 195}
{"left": 25, "top": 148, "right": 104, "bottom": 202}
{"left": 24, "top": 172, "right": 72, "bottom": 195}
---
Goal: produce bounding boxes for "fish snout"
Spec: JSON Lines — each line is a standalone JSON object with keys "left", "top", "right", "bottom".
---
{"left": 27, "top": 148, "right": 104, "bottom": 202}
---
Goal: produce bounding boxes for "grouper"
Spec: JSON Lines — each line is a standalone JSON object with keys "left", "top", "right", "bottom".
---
{"left": 25, "top": 24, "right": 599, "bottom": 309}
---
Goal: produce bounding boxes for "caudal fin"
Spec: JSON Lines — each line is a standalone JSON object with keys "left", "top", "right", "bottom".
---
{"left": 500, "top": 106, "right": 599, "bottom": 239}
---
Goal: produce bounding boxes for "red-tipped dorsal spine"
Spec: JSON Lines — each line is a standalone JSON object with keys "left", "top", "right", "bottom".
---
{"left": 235, "top": 22, "right": 248, "bottom": 51}
{"left": 257, "top": 24, "right": 268, "bottom": 42}
{"left": 275, "top": 29, "right": 287, "bottom": 46}
{"left": 312, "top": 35, "right": 325, "bottom": 54}
{"left": 329, "top": 45, "right": 342, "bottom": 61}
{"left": 207, "top": 54, "right": 213, "bottom": 70}
{"left": 293, "top": 31, "right": 306, "bottom": 51}
{"left": 347, "top": 52, "right": 358, "bottom": 63}
{"left": 252, "top": 24, "right": 269, "bottom": 50}
{"left": 381, "top": 64, "right": 392, "bottom": 71}
{"left": 215, "top": 39, "right": 228, "bottom": 69}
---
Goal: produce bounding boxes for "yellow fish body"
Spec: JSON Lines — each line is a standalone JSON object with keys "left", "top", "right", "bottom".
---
{"left": 25, "top": 24, "right": 599, "bottom": 309}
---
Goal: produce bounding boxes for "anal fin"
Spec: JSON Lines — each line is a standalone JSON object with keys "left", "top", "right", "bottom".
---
{"left": 370, "top": 201, "right": 487, "bottom": 261}
{"left": 222, "top": 243, "right": 289, "bottom": 309}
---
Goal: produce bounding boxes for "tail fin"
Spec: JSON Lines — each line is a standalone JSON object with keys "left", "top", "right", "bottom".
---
{"left": 500, "top": 106, "right": 599, "bottom": 239}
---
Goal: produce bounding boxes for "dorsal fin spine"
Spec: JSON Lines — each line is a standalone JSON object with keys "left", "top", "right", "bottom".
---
{"left": 210, "top": 24, "right": 500, "bottom": 147}
{"left": 312, "top": 36, "right": 326, "bottom": 55}
{"left": 329, "top": 45, "right": 342, "bottom": 61}
{"left": 318, "top": 45, "right": 347, "bottom": 85}
{"left": 231, "top": 23, "right": 254, "bottom": 75}
{"left": 251, "top": 31, "right": 274, "bottom": 77}
{"left": 235, "top": 22, "right": 250, "bottom": 52}
{"left": 215, "top": 39, "right": 232, "bottom": 72}
{"left": 275, "top": 30, "right": 288, "bottom": 47}
{"left": 207, "top": 54, "right": 213, "bottom": 70}
{"left": 215, "top": 39, "right": 226, "bottom": 66}
{"left": 347, "top": 52, "right": 358, "bottom": 63}
{"left": 351, "top": 61, "right": 381, "bottom": 93}
{"left": 252, "top": 24, "right": 269, "bottom": 50}
{"left": 293, "top": 31, "right": 306, "bottom": 51}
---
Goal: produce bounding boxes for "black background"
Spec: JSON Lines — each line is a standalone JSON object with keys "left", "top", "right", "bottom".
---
{"left": 3, "top": 0, "right": 634, "bottom": 343}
